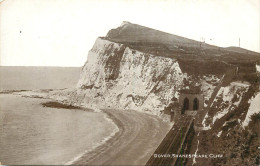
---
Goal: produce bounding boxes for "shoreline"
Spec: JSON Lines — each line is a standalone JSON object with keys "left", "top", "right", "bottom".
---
{"left": 64, "top": 112, "right": 120, "bottom": 165}
{"left": 36, "top": 96, "right": 122, "bottom": 165}
{"left": 1, "top": 90, "right": 172, "bottom": 165}
{"left": 0, "top": 92, "right": 119, "bottom": 165}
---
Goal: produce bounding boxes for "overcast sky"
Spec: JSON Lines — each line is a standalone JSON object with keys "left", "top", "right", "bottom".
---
{"left": 0, "top": 0, "right": 259, "bottom": 67}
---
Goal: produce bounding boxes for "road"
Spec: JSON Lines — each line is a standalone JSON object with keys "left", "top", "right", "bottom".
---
{"left": 73, "top": 109, "right": 172, "bottom": 165}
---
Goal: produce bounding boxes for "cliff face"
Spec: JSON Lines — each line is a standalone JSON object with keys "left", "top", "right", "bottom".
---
{"left": 194, "top": 85, "right": 260, "bottom": 166}
{"left": 65, "top": 21, "right": 260, "bottom": 125}
{"left": 76, "top": 38, "right": 186, "bottom": 114}
{"left": 73, "top": 36, "right": 223, "bottom": 115}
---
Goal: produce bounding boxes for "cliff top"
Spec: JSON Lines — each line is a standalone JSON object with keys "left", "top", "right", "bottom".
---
{"left": 106, "top": 21, "right": 216, "bottom": 49}
{"left": 103, "top": 21, "right": 260, "bottom": 63}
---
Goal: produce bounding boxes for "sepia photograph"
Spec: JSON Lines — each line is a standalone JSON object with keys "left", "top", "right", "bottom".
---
{"left": 0, "top": 0, "right": 259, "bottom": 165}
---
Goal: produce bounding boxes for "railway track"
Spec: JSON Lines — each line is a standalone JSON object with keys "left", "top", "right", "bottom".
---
{"left": 146, "top": 115, "right": 194, "bottom": 166}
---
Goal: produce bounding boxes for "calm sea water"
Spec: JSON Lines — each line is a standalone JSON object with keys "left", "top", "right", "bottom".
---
{"left": 0, "top": 94, "right": 115, "bottom": 165}
{"left": 0, "top": 66, "right": 81, "bottom": 91}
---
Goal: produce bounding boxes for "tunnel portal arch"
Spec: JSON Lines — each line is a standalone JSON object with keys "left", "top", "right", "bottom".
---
{"left": 179, "top": 93, "right": 204, "bottom": 114}
{"left": 182, "top": 97, "right": 189, "bottom": 114}
{"left": 193, "top": 97, "right": 199, "bottom": 110}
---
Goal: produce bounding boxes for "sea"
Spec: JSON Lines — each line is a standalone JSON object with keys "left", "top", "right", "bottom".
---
{"left": 0, "top": 66, "right": 81, "bottom": 91}
{"left": 0, "top": 66, "right": 116, "bottom": 165}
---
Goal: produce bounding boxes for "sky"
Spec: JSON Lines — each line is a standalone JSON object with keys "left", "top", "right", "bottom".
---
{"left": 0, "top": 0, "right": 259, "bottom": 67}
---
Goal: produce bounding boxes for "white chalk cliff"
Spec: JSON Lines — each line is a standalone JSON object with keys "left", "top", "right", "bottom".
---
{"left": 76, "top": 38, "right": 186, "bottom": 114}
{"left": 61, "top": 21, "right": 259, "bottom": 115}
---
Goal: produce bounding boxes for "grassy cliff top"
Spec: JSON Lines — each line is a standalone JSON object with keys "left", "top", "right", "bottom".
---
{"left": 104, "top": 22, "right": 260, "bottom": 64}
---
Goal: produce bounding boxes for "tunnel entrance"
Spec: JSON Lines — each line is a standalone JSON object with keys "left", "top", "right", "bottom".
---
{"left": 193, "top": 98, "right": 199, "bottom": 111}
{"left": 179, "top": 89, "right": 204, "bottom": 115}
{"left": 182, "top": 98, "right": 189, "bottom": 114}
